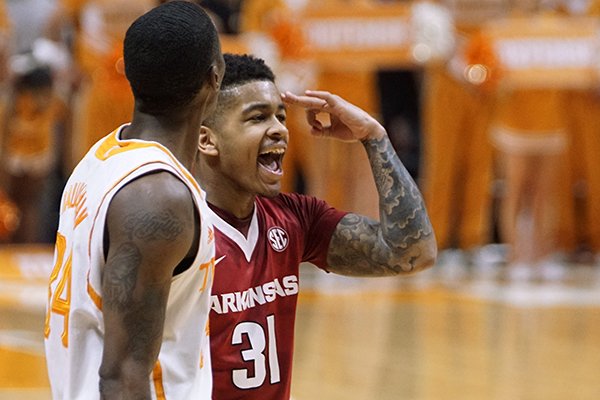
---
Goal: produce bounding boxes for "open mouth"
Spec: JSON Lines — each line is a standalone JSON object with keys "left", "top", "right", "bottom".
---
{"left": 257, "top": 148, "right": 285, "bottom": 175}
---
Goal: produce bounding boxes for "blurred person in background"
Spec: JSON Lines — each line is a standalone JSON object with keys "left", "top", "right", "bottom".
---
{"left": 420, "top": 0, "right": 600, "bottom": 279}
{"left": 492, "top": 85, "right": 573, "bottom": 281}
{"left": 420, "top": 0, "right": 506, "bottom": 273}
{"left": 0, "top": 63, "right": 67, "bottom": 243}
{"left": 0, "top": 0, "right": 69, "bottom": 243}
{"left": 0, "top": 0, "right": 12, "bottom": 219}
{"left": 0, "top": 0, "right": 20, "bottom": 243}
{"left": 561, "top": 0, "right": 600, "bottom": 266}
{"left": 45, "top": 0, "right": 154, "bottom": 172}
{"left": 489, "top": 0, "right": 600, "bottom": 280}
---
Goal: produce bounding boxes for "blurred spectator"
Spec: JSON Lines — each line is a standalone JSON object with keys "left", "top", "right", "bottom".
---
{"left": 420, "top": 1, "right": 503, "bottom": 259}
{"left": 492, "top": 87, "right": 573, "bottom": 280}
{"left": 488, "top": 1, "right": 600, "bottom": 280}
{"left": 45, "top": 0, "right": 154, "bottom": 172}
{"left": 0, "top": 0, "right": 18, "bottom": 243}
{"left": 0, "top": 63, "right": 67, "bottom": 243}
{"left": 561, "top": 0, "right": 600, "bottom": 264}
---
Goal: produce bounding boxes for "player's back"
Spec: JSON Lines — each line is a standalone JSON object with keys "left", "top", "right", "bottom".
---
{"left": 44, "top": 126, "right": 215, "bottom": 399}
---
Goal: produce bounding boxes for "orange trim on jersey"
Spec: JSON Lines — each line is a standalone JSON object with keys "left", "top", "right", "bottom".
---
{"left": 86, "top": 270, "right": 103, "bottom": 310}
{"left": 207, "top": 227, "right": 214, "bottom": 244}
{"left": 95, "top": 131, "right": 156, "bottom": 161}
{"left": 152, "top": 361, "right": 167, "bottom": 400}
{"left": 95, "top": 130, "right": 202, "bottom": 195}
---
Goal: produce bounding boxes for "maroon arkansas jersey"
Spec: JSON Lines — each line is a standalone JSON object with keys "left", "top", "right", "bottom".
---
{"left": 207, "top": 193, "right": 347, "bottom": 400}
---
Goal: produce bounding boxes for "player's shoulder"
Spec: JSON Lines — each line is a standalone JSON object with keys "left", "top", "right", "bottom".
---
{"left": 111, "top": 170, "right": 195, "bottom": 218}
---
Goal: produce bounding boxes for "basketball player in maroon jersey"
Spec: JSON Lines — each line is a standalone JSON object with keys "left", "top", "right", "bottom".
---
{"left": 195, "top": 54, "right": 437, "bottom": 399}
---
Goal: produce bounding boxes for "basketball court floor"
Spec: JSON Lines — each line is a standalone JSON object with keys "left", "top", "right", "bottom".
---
{"left": 1, "top": 244, "right": 599, "bottom": 400}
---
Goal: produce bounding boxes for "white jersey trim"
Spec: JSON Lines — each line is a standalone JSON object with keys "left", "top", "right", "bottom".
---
{"left": 207, "top": 205, "right": 258, "bottom": 263}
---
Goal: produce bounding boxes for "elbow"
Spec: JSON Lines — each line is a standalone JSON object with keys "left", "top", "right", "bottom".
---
{"left": 393, "top": 236, "right": 437, "bottom": 275}
{"left": 98, "top": 372, "right": 119, "bottom": 399}
{"left": 414, "top": 237, "right": 437, "bottom": 273}
{"left": 99, "top": 360, "right": 152, "bottom": 398}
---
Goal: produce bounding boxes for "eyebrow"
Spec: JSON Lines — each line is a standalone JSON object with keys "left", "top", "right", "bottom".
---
{"left": 242, "top": 102, "right": 286, "bottom": 114}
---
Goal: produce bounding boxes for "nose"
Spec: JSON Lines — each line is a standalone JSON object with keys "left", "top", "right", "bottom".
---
{"left": 268, "top": 116, "right": 289, "bottom": 142}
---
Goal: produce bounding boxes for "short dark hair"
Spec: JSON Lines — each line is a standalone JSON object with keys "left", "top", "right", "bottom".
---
{"left": 203, "top": 54, "right": 276, "bottom": 127}
{"left": 124, "top": 1, "right": 220, "bottom": 114}
{"left": 221, "top": 53, "right": 275, "bottom": 90}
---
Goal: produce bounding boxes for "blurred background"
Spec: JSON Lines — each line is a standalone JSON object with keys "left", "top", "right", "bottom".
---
{"left": 0, "top": 0, "right": 600, "bottom": 399}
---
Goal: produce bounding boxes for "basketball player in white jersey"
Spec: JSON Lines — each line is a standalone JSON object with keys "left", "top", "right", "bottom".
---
{"left": 44, "top": 2, "right": 224, "bottom": 399}
{"left": 195, "top": 54, "right": 437, "bottom": 399}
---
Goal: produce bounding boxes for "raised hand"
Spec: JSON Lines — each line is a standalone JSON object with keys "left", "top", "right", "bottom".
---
{"left": 282, "top": 90, "right": 385, "bottom": 142}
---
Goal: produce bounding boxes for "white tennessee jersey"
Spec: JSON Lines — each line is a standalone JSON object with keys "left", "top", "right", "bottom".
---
{"left": 44, "top": 125, "right": 215, "bottom": 399}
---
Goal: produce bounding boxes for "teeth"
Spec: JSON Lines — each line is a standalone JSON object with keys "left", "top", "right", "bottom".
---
{"left": 259, "top": 148, "right": 285, "bottom": 155}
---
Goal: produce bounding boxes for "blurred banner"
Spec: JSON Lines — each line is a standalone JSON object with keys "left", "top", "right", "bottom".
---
{"left": 458, "top": 15, "right": 600, "bottom": 89}
{"left": 299, "top": 2, "right": 414, "bottom": 70}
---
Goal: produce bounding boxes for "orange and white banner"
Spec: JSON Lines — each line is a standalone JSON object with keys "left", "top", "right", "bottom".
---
{"left": 299, "top": 2, "right": 415, "bottom": 70}
{"left": 481, "top": 15, "right": 600, "bottom": 89}
{"left": 222, "top": 1, "right": 456, "bottom": 73}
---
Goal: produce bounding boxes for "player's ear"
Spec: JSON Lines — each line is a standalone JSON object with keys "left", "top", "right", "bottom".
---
{"left": 209, "top": 58, "right": 223, "bottom": 92}
{"left": 198, "top": 125, "right": 219, "bottom": 156}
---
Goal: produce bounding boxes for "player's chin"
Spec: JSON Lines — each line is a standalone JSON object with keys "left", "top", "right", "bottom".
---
{"left": 257, "top": 181, "right": 282, "bottom": 198}
{"left": 256, "top": 179, "right": 282, "bottom": 198}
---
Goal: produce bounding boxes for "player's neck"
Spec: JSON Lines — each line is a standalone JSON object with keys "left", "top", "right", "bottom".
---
{"left": 125, "top": 110, "right": 202, "bottom": 168}
{"left": 207, "top": 201, "right": 253, "bottom": 237}
{"left": 200, "top": 170, "right": 256, "bottom": 219}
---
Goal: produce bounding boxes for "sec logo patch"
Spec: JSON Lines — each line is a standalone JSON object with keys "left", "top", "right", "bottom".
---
{"left": 268, "top": 227, "right": 288, "bottom": 252}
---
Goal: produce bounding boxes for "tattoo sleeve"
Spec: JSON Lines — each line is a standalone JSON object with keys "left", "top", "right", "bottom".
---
{"left": 100, "top": 207, "right": 188, "bottom": 393}
{"left": 327, "top": 135, "right": 436, "bottom": 276}
{"left": 103, "top": 209, "right": 184, "bottom": 309}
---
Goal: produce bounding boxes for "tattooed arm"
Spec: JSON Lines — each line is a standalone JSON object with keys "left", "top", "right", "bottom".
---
{"left": 328, "top": 135, "right": 436, "bottom": 276}
{"left": 98, "top": 171, "right": 197, "bottom": 399}
{"left": 282, "top": 90, "right": 437, "bottom": 276}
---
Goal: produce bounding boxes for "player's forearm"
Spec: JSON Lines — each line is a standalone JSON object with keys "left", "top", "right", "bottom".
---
{"left": 100, "top": 256, "right": 169, "bottom": 399}
{"left": 362, "top": 134, "right": 436, "bottom": 273}
{"left": 99, "top": 303, "right": 165, "bottom": 399}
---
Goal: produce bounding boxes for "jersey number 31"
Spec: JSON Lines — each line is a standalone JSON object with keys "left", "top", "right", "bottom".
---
{"left": 232, "top": 314, "right": 280, "bottom": 389}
